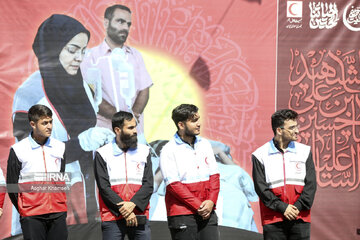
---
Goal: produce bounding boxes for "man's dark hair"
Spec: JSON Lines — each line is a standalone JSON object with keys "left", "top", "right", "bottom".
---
{"left": 112, "top": 111, "right": 134, "bottom": 132}
{"left": 104, "top": 4, "right": 131, "bottom": 20}
{"left": 28, "top": 104, "right": 52, "bottom": 123}
{"left": 271, "top": 109, "right": 298, "bottom": 135}
{"left": 172, "top": 104, "right": 199, "bottom": 129}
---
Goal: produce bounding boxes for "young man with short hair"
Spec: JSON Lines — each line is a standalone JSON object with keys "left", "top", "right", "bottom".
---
{"left": 94, "top": 111, "right": 153, "bottom": 240}
{"left": 252, "top": 109, "right": 317, "bottom": 240}
{"left": 160, "top": 104, "right": 220, "bottom": 240}
{"left": 7, "top": 104, "right": 68, "bottom": 239}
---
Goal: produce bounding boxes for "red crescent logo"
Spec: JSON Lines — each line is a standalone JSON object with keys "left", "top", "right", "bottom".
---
{"left": 137, "top": 163, "right": 141, "bottom": 170}
{"left": 205, "top": 157, "right": 209, "bottom": 165}
{"left": 288, "top": 3, "right": 297, "bottom": 16}
{"left": 296, "top": 162, "right": 301, "bottom": 170}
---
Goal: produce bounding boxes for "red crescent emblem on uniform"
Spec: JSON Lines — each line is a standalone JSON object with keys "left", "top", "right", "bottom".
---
{"left": 137, "top": 163, "right": 141, "bottom": 170}
{"left": 288, "top": 3, "right": 297, "bottom": 16}
{"left": 296, "top": 162, "right": 301, "bottom": 169}
{"left": 205, "top": 157, "right": 209, "bottom": 165}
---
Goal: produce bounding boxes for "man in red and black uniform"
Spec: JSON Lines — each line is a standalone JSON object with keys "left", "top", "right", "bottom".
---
{"left": 94, "top": 111, "right": 153, "bottom": 240}
{"left": 160, "top": 104, "right": 220, "bottom": 240}
{"left": 252, "top": 109, "right": 317, "bottom": 240}
{"left": 7, "top": 104, "right": 68, "bottom": 240}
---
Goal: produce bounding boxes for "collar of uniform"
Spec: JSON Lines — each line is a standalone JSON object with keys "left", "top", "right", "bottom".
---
{"left": 112, "top": 138, "right": 123, "bottom": 156}
{"left": 28, "top": 133, "right": 52, "bottom": 149}
{"left": 112, "top": 138, "right": 138, "bottom": 156}
{"left": 174, "top": 132, "right": 201, "bottom": 146}
{"left": 268, "top": 139, "right": 296, "bottom": 154}
{"left": 101, "top": 40, "right": 133, "bottom": 55}
{"left": 285, "top": 141, "right": 296, "bottom": 153}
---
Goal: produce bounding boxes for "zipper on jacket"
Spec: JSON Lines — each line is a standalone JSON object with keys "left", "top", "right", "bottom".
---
{"left": 42, "top": 146, "right": 47, "bottom": 173}
{"left": 124, "top": 152, "right": 128, "bottom": 184}
{"left": 124, "top": 152, "right": 130, "bottom": 200}
{"left": 42, "top": 146, "right": 52, "bottom": 212}
{"left": 282, "top": 152, "right": 287, "bottom": 198}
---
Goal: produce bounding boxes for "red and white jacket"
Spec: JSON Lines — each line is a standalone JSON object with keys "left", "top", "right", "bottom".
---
{"left": 252, "top": 139, "right": 317, "bottom": 225}
{"left": 94, "top": 139, "right": 153, "bottom": 222}
{"left": 0, "top": 167, "right": 5, "bottom": 209}
{"left": 159, "top": 133, "right": 220, "bottom": 216}
{"left": 7, "top": 135, "right": 67, "bottom": 217}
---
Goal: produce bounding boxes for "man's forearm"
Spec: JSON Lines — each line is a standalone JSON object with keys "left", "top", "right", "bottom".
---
{"left": 98, "top": 99, "right": 117, "bottom": 119}
{"left": 132, "top": 88, "right": 149, "bottom": 115}
{"left": 294, "top": 152, "right": 317, "bottom": 211}
{"left": 99, "top": 88, "right": 149, "bottom": 119}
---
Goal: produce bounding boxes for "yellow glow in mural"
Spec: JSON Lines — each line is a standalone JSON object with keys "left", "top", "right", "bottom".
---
{"left": 140, "top": 49, "right": 204, "bottom": 142}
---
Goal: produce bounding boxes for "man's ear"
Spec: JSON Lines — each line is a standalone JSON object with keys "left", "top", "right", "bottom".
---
{"left": 29, "top": 121, "right": 36, "bottom": 130}
{"left": 104, "top": 18, "right": 109, "bottom": 30}
{"left": 114, "top": 126, "right": 121, "bottom": 135}
{"left": 276, "top": 127, "right": 282, "bottom": 136}
{"left": 177, "top": 121, "right": 185, "bottom": 130}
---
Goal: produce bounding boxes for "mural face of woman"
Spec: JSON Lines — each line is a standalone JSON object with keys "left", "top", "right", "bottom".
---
{"left": 59, "top": 32, "right": 88, "bottom": 75}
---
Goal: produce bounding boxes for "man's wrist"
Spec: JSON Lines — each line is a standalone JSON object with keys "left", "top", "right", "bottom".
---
{"left": 132, "top": 111, "right": 141, "bottom": 119}
{"left": 293, "top": 202, "right": 302, "bottom": 212}
{"left": 278, "top": 202, "right": 288, "bottom": 214}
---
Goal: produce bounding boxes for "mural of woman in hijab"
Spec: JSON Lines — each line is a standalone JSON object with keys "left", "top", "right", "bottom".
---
{"left": 12, "top": 14, "right": 114, "bottom": 233}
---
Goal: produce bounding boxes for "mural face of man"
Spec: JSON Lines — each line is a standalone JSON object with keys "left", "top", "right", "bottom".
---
{"left": 106, "top": 8, "right": 132, "bottom": 47}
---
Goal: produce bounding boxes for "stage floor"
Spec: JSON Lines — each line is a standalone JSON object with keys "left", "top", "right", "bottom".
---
{"left": 5, "top": 221, "right": 263, "bottom": 240}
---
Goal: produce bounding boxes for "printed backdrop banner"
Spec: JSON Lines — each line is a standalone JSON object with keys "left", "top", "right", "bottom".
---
{"left": 0, "top": 0, "right": 276, "bottom": 238}
{"left": 277, "top": 1, "right": 360, "bottom": 239}
{"left": 0, "top": 0, "right": 358, "bottom": 239}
